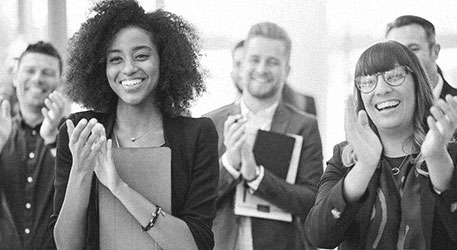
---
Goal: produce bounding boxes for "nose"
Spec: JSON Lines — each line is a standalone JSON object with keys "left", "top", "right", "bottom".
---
{"left": 255, "top": 61, "right": 267, "bottom": 74}
{"left": 30, "top": 71, "right": 44, "bottom": 85}
{"left": 374, "top": 75, "right": 392, "bottom": 95}
{"left": 122, "top": 58, "right": 138, "bottom": 75}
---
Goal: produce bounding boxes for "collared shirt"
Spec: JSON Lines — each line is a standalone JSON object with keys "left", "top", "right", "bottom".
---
{"left": 222, "top": 99, "right": 279, "bottom": 250}
{"left": 0, "top": 115, "right": 56, "bottom": 249}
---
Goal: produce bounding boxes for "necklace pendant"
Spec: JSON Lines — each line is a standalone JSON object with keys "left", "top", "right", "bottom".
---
{"left": 130, "top": 138, "right": 136, "bottom": 142}
{"left": 392, "top": 167, "right": 400, "bottom": 175}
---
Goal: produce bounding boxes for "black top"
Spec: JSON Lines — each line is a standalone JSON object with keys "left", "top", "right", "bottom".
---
{"left": 0, "top": 116, "right": 56, "bottom": 250}
{"left": 50, "top": 111, "right": 219, "bottom": 250}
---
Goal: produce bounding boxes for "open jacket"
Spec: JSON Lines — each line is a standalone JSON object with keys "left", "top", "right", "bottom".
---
{"left": 50, "top": 111, "right": 219, "bottom": 250}
{"left": 206, "top": 102, "right": 323, "bottom": 250}
{"left": 305, "top": 141, "right": 457, "bottom": 250}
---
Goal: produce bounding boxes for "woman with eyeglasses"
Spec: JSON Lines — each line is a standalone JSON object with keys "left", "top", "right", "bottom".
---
{"left": 305, "top": 41, "right": 457, "bottom": 250}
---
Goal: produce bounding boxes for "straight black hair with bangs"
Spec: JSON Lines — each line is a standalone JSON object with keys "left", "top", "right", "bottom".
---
{"left": 354, "top": 41, "right": 423, "bottom": 78}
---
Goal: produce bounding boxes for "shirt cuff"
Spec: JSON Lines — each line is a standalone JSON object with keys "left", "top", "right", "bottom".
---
{"left": 221, "top": 153, "right": 241, "bottom": 180}
{"left": 247, "top": 165, "right": 264, "bottom": 192}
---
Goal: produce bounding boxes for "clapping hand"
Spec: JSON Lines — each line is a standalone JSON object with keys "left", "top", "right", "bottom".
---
{"left": 67, "top": 118, "right": 106, "bottom": 173}
{"left": 95, "top": 139, "right": 124, "bottom": 192}
{"left": 422, "top": 95, "right": 457, "bottom": 157}
{"left": 0, "top": 99, "right": 12, "bottom": 151}
{"left": 223, "top": 114, "right": 247, "bottom": 169}
{"left": 40, "top": 91, "right": 67, "bottom": 144}
{"left": 344, "top": 95, "right": 382, "bottom": 168}
{"left": 240, "top": 128, "right": 258, "bottom": 181}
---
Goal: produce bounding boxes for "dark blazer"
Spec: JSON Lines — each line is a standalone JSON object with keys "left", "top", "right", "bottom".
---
{"left": 305, "top": 142, "right": 457, "bottom": 250}
{"left": 282, "top": 84, "right": 317, "bottom": 116}
{"left": 50, "top": 111, "right": 219, "bottom": 250}
{"left": 439, "top": 66, "right": 457, "bottom": 99}
{"left": 205, "top": 102, "right": 323, "bottom": 250}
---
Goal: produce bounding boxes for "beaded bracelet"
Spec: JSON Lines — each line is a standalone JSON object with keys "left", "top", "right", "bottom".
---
{"left": 141, "top": 205, "right": 165, "bottom": 232}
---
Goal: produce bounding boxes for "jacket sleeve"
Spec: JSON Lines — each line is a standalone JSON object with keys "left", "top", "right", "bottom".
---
{"left": 432, "top": 142, "right": 457, "bottom": 242}
{"left": 179, "top": 118, "right": 220, "bottom": 250}
{"left": 253, "top": 118, "right": 323, "bottom": 217}
{"left": 304, "top": 142, "right": 370, "bottom": 249}
{"left": 49, "top": 114, "right": 76, "bottom": 238}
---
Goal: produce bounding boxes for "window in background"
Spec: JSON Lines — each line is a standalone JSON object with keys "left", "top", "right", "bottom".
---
{"left": 163, "top": 0, "right": 457, "bottom": 161}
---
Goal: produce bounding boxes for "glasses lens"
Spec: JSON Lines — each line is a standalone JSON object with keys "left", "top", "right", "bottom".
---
{"left": 356, "top": 76, "right": 376, "bottom": 93}
{"left": 384, "top": 67, "right": 407, "bottom": 86}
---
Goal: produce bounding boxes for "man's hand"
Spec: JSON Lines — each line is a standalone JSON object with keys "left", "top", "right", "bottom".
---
{"left": 223, "top": 114, "right": 247, "bottom": 169}
{"left": 40, "top": 91, "right": 66, "bottom": 145}
{"left": 0, "top": 99, "right": 12, "bottom": 151}
{"left": 240, "top": 128, "right": 259, "bottom": 181}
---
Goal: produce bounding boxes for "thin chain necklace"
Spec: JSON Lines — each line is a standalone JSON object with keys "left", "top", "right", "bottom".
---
{"left": 391, "top": 155, "right": 409, "bottom": 176}
{"left": 115, "top": 117, "right": 161, "bottom": 143}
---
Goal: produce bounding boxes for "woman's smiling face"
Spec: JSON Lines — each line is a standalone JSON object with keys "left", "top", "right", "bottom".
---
{"left": 361, "top": 67, "right": 416, "bottom": 134}
{"left": 106, "top": 25, "right": 160, "bottom": 106}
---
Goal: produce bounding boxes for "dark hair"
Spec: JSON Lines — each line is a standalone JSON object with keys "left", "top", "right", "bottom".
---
{"left": 18, "top": 41, "right": 63, "bottom": 75}
{"left": 65, "top": 0, "right": 205, "bottom": 116}
{"left": 386, "top": 15, "right": 436, "bottom": 48}
{"left": 232, "top": 40, "right": 244, "bottom": 57}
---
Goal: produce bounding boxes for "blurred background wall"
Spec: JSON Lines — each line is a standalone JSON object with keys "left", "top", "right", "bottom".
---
{"left": 1, "top": 0, "right": 457, "bottom": 161}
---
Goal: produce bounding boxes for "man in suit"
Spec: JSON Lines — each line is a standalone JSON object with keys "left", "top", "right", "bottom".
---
{"left": 231, "top": 40, "right": 317, "bottom": 116}
{"left": 386, "top": 15, "right": 457, "bottom": 100}
{"left": 205, "top": 22, "right": 323, "bottom": 250}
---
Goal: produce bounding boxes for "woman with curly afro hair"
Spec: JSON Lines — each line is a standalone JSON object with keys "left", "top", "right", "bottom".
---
{"left": 50, "top": 0, "right": 219, "bottom": 249}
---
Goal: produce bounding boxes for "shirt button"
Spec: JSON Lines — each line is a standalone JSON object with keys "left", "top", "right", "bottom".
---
{"left": 24, "top": 228, "right": 30, "bottom": 234}
{"left": 27, "top": 177, "right": 33, "bottom": 183}
{"left": 32, "top": 130, "right": 37, "bottom": 136}
{"left": 25, "top": 203, "right": 31, "bottom": 209}
{"left": 331, "top": 208, "right": 342, "bottom": 219}
{"left": 28, "top": 152, "right": 35, "bottom": 159}
{"left": 451, "top": 202, "right": 457, "bottom": 213}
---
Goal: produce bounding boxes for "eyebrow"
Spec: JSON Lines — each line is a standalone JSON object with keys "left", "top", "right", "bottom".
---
{"left": 107, "top": 45, "right": 153, "bottom": 54}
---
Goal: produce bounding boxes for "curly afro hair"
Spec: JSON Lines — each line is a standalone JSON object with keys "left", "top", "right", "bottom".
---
{"left": 65, "top": 0, "right": 205, "bottom": 117}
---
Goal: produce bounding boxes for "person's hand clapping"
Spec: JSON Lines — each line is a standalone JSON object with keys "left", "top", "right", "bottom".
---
{"left": 40, "top": 91, "right": 67, "bottom": 145}
{"left": 66, "top": 118, "right": 105, "bottom": 174}
{"left": 344, "top": 95, "right": 382, "bottom": 168}
{"left": 0, "top": 99, "right": 12, "bottom": 151}
{"left": 223, "top": 114, "right": 247, "bottom": 169}
{"left": 95, "top": 138, "right": 124, "bottom": 193}
{"left": 422, "top": 95, "right": 457, "bottom": 157}
{"left": 240, "top": 128, "right": 258, "bottom": 181}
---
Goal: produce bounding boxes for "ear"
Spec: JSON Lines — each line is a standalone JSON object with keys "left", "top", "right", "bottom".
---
{"left": 285, "top": 64, "right": 291, "bottom": 78}
{"left": 12, "top": 67, "right": 19, "bottom": 89}
{"left": 431, "top": 43, "right": 440, "bottom": 61}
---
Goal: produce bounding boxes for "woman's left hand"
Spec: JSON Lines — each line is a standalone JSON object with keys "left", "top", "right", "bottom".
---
{"left": 95, "top": 138, "right": 124, "bottom": 193}
{"left": 422, "top": 95, "right": 457, "bottom": 157}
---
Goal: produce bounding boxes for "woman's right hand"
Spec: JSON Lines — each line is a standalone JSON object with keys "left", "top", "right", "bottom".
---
{"left": 344, "top": 95, "right": 382, "bottom": 168}
{"left": 66, "top": 118, "right": 106, "bottom": 173}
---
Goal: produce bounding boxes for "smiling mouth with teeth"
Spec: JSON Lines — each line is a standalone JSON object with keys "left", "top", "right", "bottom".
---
{"left": 121, "top": 79, "right": 143, "bottom": 87}
{"left": 375, "top": 100, "right": 400, "bottom": 111}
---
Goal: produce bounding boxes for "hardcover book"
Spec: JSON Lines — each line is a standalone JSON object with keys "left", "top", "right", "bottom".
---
{"left": 234, "top": 130, "right": 303, "bottom": 222}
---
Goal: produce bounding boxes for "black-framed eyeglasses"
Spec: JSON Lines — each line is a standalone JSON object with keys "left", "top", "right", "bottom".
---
{"left": 354, "top": 65, "right": 413, "bottom": 94}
